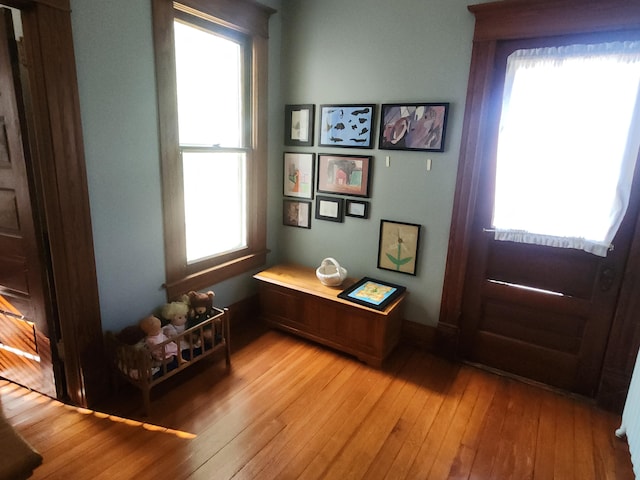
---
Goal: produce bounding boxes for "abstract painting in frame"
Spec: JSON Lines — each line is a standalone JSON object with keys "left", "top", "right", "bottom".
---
{"left": 283, "top": 152, "right": 315, "bottom": 199}
{"left": 285, "top": 104, "right": 315, "bottom": 146}
{"left": 379, "top": 103, "right": 449, "bottom": 152}
{"left": 283, "top": 199, "right": 311, "bottom": 229}
{"left": 377, "top": 219, "right": 421, "bottom": 275}
{"left": 319, "top": 104, "right": 375, "bottom": 148}
{"left": 317, "top": 153, "right": 372, "bottom": 197}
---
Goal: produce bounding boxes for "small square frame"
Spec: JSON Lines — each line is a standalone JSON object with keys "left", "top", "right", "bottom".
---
{"left": 285, "top": 104, "right": 315, "bottom": 146}
{"left": 379, "top": 103, "right": 449, "bottom": 152}
{"left": 283, "top": 199, "right": 312, "bottom": 228}
{"left": 345, "top": 199, "right": 369, "bottom": 219}
{"left": 315, "top": 195, "right": 344, "bottom": 222}
{"left": 319, "top": 104, "right": 376, "bottom": 148}
{"left": 317, "top": 153, "right": 372, "bottom": 197}
{"left": 283, "top": 152, "right": 315, "bottom": 199}
{"left": 377, "top": 219, "right": 421, "bottom": 275}
{"left": 338, "top": 277, "right": 406, "bottom": 311}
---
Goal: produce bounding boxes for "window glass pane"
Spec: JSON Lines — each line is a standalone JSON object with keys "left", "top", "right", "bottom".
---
{"left": 183, "top": 151, "right": 247, "bottom": 263}
{"left": 174, "top": 21, "right": 242, "bottom": 147}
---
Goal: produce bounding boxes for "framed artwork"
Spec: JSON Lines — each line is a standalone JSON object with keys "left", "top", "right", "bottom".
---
{"left": 285, "top": 104, "right": 315, "bottom": 146}
{"left": 338, "top": 277, "right": 406, "bottom": 311}
{"left": 315, "top": 195, "right": 344, "bottom": 222}
{"left": 317, "top": 153, "right": 372, "bottom": 197}
{"left": 379, "top": 103, "right": 449, "bottom": 152}
{"left": 377, "top": 219, "right": 421, "bottom": 275}
{"left": 283, "top": 152, "right": 315, "bottom": 199}
{"left": 283, "top": 199, "right": 312, "bottom": 229}
{"left": 319, "top": 104, "right": 376, "bottom": 148}
{"left": 345, "top": 199, "right": 369, "bottom": 219}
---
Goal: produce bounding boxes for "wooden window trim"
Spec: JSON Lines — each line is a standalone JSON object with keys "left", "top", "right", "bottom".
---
{"left": 152, "top": 0, "right": 274, "bottom": 300}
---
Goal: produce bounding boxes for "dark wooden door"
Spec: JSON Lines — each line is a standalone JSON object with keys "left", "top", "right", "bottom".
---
{"left": 0, "top": 8, "right": 57, "bottom": 398}
{"left": 458, "top": 33, "right": 640, "bottom": 397}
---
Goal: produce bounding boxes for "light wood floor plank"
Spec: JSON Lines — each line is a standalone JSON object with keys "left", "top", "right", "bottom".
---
{"left": 445, "top": 369, "right": 499, "bottom": 480}
{"left": 0, "top": 323, "right": 632, "bottom": 480}
{"left": 382, "top": 356, "right": 458, "bottom": 480}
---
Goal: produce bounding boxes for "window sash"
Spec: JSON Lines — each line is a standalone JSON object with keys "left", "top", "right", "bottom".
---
{"left": 181, "top": 147, "right": 248, "bottom": 264}
{"left": 152, "top": 0, "right": 271, "bottom": 299}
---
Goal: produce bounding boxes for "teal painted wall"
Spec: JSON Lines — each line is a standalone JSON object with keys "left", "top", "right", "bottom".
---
{"left": 277, "top": 0, "right": 491, "bottom": 326}
{"left": 69, "top": 0, "right": 490, "bottom": 331}
{"left": 70, "top": 0, "right": 282, "bottom": 330}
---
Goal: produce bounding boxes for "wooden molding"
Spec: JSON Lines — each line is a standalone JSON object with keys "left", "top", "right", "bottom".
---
{"left": 470, "top": 0, "right": 640, "bottom": 42}
{"left": 400, "top": 320, "right": 437, "bottom": 351}
{"left": 175, "top": 0, "right": 275, "bottom": 38}
{"left": 20, "top": 1, "right": 107, "bottom": 406}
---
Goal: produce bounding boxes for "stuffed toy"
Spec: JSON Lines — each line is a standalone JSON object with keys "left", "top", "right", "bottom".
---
{"left": 161, "top": 299, "right": 203, "bottom": 359}
{"left": 139, "top": 315, "right": 178, "bottom": 362}
{"left": 161, "top": 301, "right": 190, "bottom": 346}
{"left": 187, "top": 290, "right": 222, "bottom": 344}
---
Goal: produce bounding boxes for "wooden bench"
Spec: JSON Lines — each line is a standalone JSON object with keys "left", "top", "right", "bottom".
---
{"left": 254, "top": 264, "right": 406, "bottom": 367}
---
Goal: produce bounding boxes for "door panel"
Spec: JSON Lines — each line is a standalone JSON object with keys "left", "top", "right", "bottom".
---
{"left": 458, "top": 32, "right": 640, "bottom": 397}
{"left": 0, "top": 8, "right": 56, "bottom": 397}
{"left": 486, "top": 241, "right": 599, "bottom": 298}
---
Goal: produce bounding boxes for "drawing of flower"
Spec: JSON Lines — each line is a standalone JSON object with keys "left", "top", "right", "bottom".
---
{"left": 385, "top": 227, "right": 415, "bottom": 271}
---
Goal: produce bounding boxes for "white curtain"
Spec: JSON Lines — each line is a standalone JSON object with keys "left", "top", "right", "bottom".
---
{"left": 492, "top": 41, "right": 640, "bottom": 257}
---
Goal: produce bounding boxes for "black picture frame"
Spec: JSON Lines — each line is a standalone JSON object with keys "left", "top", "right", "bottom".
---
{"left": 285, "top": 104, "right": 315, "bottom": 146}
{"left": 377, "top": 219, "right": 421, "bottom": 275}
{"left": 338, "top": 277, "right": 406, "bottom": 311}
{"left": 345, "top": 199, "right": 369, "bottom": 219}
{"left": 379, "top": 103, "right": 449, "bottom": 152}
{"left": 316, "top": 153, "right": 372, "bottom": 197}
{"left": 318, "top": 104, "right": 376, "bottom": 148}
{"left": 283, "top": 199, "right": 312, "bottom": 228}
{"left": 283, "top": 152, "right": 315, "bottom": 199}
{"left": 315, "top": 195, "right": 344, "bottom": 222}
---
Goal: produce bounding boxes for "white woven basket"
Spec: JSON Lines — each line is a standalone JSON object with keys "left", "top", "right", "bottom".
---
{"left": 315, "top": 257, "right": 347, "bottom": 287}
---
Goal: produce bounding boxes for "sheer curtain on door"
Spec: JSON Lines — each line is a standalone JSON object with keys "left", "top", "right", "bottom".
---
{"left": 492, "top": 41, "right": 640, "bottom": 256}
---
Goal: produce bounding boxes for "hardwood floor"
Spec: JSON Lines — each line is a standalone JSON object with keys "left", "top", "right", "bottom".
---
{"left": 0, "top": 321, "right": 634, "bottom": 479}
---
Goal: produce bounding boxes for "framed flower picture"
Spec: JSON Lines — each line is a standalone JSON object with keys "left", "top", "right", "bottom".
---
{"left": 377, "top": 219, "right": 421, "bottom": 275}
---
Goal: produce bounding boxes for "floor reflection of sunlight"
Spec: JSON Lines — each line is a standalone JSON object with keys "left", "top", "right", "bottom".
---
{"left": 3, "top": 384, "right": 197, "bottom": 440}
{"left": 69, "top": 405, "right": 197, "bottom": 439}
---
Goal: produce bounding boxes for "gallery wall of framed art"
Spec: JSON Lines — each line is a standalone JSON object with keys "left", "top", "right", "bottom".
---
{"left": 280, "top": 102, "right": 434, "bottom": 279}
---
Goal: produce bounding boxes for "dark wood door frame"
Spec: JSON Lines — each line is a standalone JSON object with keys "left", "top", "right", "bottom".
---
{"left": 439, "top": 0, "right": 640, "bottom": 411}
{"left": 4, "top": 0, "right": 107, "bottom": 407}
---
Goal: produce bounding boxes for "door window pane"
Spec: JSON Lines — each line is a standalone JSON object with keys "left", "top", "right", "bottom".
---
{"left": 492, "top": 42, "right": 640, "bottom": 256}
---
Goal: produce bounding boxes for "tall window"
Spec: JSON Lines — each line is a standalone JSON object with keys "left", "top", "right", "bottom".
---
{"left": 174, "top": 19, "right": 249, "bottom": 263}
{"left": 491, "top": 41, "right": 640, "bottom": 256}
{"left": 152, "top": 0, "right": 273, "bottom": 298}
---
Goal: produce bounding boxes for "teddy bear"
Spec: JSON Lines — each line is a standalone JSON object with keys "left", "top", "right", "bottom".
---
{"left": 139, "top": 314, "right": 179, "bottom": 363}
{"left": 186, "top": 290, "right": 222, "bottom": 344}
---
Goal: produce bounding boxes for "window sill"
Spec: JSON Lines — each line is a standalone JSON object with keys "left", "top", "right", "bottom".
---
{"left": 164, "top": 249, "right": 269, "bottom": 299}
